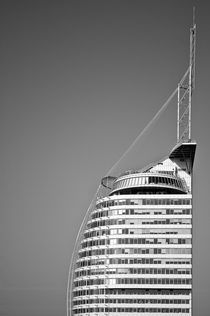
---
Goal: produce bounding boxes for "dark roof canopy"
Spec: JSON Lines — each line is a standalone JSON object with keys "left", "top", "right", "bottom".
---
{"left": 169, "top": 142, "right": 197, "bottom": 168}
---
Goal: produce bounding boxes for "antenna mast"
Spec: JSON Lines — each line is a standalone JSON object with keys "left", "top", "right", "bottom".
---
{"left": 177, "top": 8, "right": 196, "bottom": 143}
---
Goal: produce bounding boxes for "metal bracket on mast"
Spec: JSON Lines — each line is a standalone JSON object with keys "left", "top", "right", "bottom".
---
{"left": 177, "top": 9, "right": 196, "bottom": 143}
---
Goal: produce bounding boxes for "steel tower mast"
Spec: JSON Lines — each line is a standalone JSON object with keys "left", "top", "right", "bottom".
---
{"left": 177, "top": 9, "right": 196, "bottom": 143}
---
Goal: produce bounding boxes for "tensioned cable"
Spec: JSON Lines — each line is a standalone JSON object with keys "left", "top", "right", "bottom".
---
{"left": 66, "top": 68, "right": 189, "bottom": 316}
{"left": 106, "top": 87, "right": 178, "bottom": 176}
{"left": 105, "top": 66, "right": 190, "bottom": 177}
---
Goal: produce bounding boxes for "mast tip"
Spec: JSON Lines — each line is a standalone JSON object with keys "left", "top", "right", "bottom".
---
{"left": 193, "top": 6, "right": 196, "bottom": 26}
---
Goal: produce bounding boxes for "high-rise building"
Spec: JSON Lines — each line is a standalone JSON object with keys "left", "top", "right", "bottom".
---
{"left": 67, "top": 22, "right": 196, "bottom": 316}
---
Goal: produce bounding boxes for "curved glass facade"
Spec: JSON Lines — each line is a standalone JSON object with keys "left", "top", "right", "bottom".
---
{"left": 67, "top": 142, "right": 196, "bottom": 316}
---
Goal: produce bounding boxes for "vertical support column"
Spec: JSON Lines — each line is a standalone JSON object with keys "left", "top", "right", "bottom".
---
{"left": 189, "top": 23, "right": 196, "bottom": 141}
{"left": 189, "top": 64, "right": 192, "bottom": 141}
{"left": 177, "top": 84, "right": 180, "bottom": 143}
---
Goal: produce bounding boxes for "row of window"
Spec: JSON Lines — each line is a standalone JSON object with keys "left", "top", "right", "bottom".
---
{"left": 73, "top": 298, "right": 190, "bottom": 306}
{"left": 87, "top": 218, "right": 191, "bottom": 229}
{"left": 74, "top": 278, "right": 192, "bottom": 287}
{"left": 113, "top": 176, "right": 184, "bottom": 191}
{"left": 81, "top": 238, "right": 191, "bottom": 249}
{"left": 75, "top": 268, "right": 191, "bottom": 278}
{"left": 73, "top": 307, "right": 190, "bottom": 314}
{"left": 79, "top": 247, "right": 191, "bottom": 258}
{"left": 84, "top": 228, "right": 191, "bottom": 238}
{"left": 114, "top": 190, "right": 184, "bottom": 195}
{"left": 92, "top": 208, "right": 191, "bottom": 219}
{"left": 117, "top": 237, "right": 190, "bottom": 245}
{"left": 96, "top": 199, "right": 191, "bottom": 209}
{"left": 73, "top": 288, "right": 191, "bottom": 297}
{"left": 77, "top": 258, "right": 191, "bottom": 268}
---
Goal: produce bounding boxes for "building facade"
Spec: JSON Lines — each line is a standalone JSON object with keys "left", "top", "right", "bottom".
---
{"left": 68, "top": 141, "right": 196, "bottom": 316}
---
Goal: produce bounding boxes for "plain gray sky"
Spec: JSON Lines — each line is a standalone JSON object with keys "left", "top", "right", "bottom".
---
{"left": 1, "top": 1, "right": 210, "bottom": 315}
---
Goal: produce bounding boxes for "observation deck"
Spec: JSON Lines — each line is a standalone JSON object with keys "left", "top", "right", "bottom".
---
{"left": 109, "top": 172, "right": 188, "bottom": 195}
